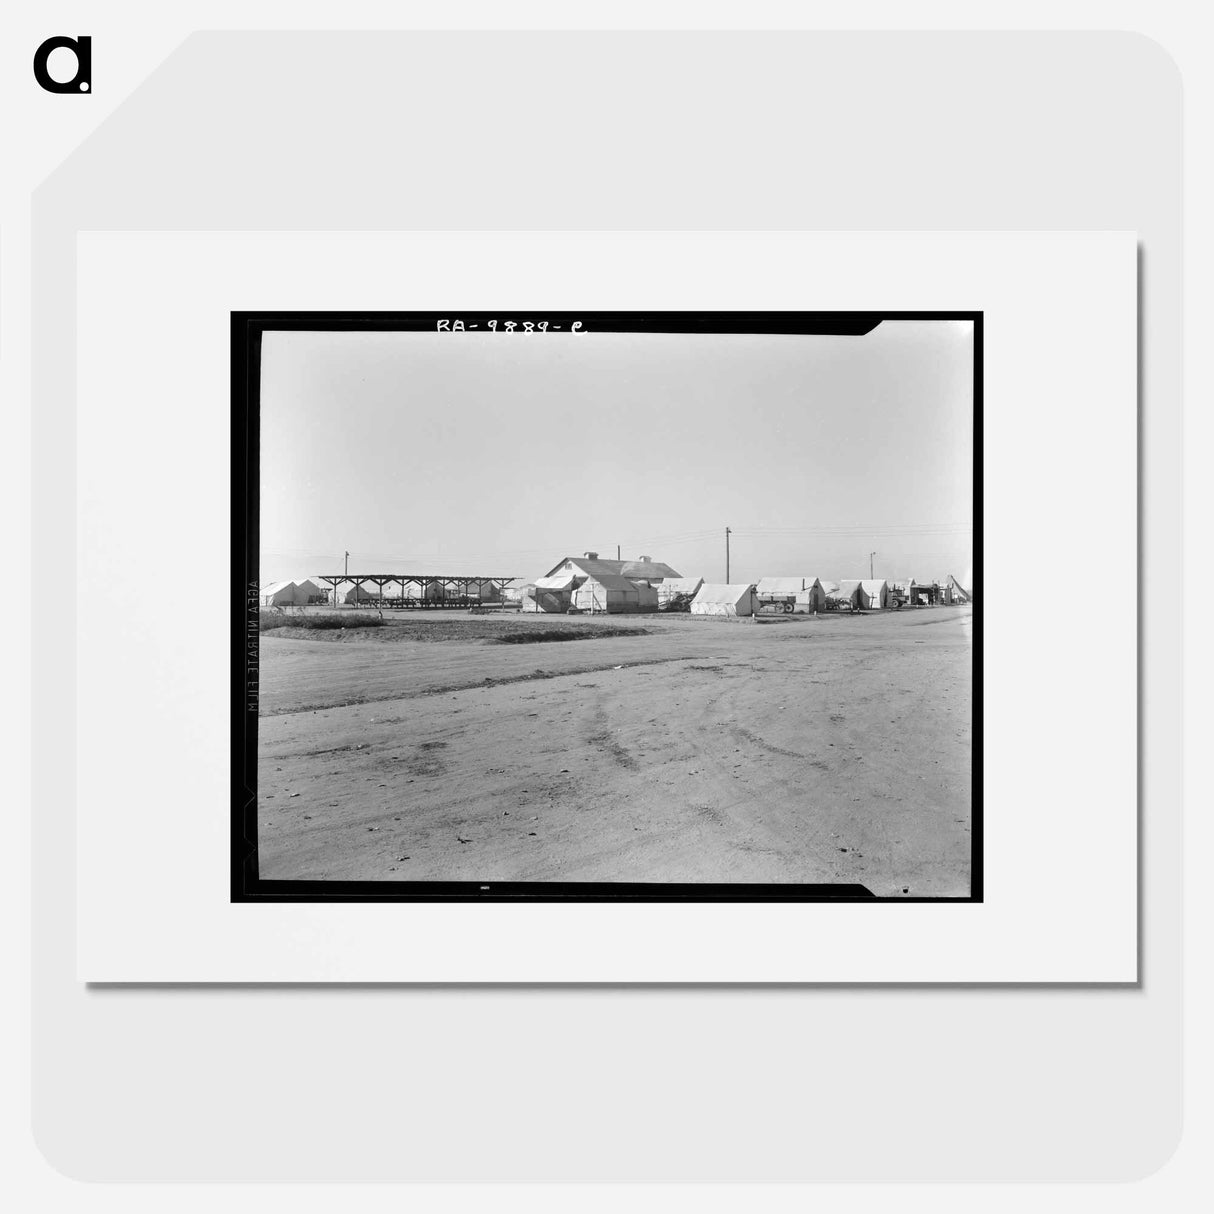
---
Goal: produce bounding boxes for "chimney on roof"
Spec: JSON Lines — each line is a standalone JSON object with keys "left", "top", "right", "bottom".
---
{"left": 584, "top": 551, "right": 598, "bottom": 560}
{"left": 639, "top": 555, "right": 651, "bottom": 562}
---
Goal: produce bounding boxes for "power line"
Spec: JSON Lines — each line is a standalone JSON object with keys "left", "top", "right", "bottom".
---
{"left": 730, "top": 525, "right": 971, "bottom": 537}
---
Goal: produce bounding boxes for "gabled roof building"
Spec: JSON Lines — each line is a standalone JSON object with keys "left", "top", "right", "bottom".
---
{"left": 542, "top": 552, "right": 681, "bottom": 583}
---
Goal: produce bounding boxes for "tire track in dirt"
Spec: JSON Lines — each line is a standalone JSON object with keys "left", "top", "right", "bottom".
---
{"left": 584, "top": 702, "right": 638, "bottom": 770}
{"left": 679, "top": 677, "right": 859, "bottom": 882}
{"left": 406, "top": 740, "right": 449, "bottom": 778}
{"left": 261, "top": 655, "right": 692, "bottom": 716}
{"left": 728, "top": 723, "right": 809, "bottom": 762}
{"left": 258, "top": 610, "right": 972, "bottom": 888}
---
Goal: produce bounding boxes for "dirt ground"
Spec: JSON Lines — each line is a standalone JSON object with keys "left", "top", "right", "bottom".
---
{"left": 255, "top": 607, "right": 973, "bottom": 895}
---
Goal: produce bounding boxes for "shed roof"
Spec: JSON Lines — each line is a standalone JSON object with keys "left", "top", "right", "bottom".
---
{"left": 619, "top": 558, "right": 682, "bottom": 580}
{"left": 544, "top": 555, "right": 681, "bottom": 581}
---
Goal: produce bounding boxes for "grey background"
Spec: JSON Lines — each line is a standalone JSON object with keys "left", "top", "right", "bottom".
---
{"left": 32, "top": 32, "right": 1180, "bottom": 1180}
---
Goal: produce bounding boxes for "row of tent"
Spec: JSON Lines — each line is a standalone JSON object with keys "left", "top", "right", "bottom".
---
{"left": 520, "top": 575, "right": 893, "bottom": 617}
{"left": 697, "top": 579, "right": 893, "bottom": 616}
{"left": 259, "top": 578, "right": 329, "bottom": 606}
{"left": 755, "top": 576, "right": 971, "bottom": 611}
{"left": 260, "top": 579, "right": 506, "bottom": 607}
{"left": 522, "top": 575, "right": 969, "bottom": 617}
{"left": 261, "top": 555, "right": 972, "bottom": 616}
{"left": 755, "top": 576, "right": 893, "bottom": 611}
{"left": 520, "top": 556, "right": 974, "bottom": 616}
{"left": 259, "top": 578, "right": 395, "bottom": 607}
{"left": 260, "top": 578, "right": 386, "bottom": 607}
{"left": 560, "top": 575, "right": 713, "bottom": 614}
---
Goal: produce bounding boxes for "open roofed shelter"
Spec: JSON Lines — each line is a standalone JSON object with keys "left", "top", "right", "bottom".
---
{"left": 313, "top": 572, "right": 519, "bottom": 608}
{"left": 422, "top": 578, "right": 503, "bottom": 603}
{"left": 909, "top": 579, "right": 941, "bottom": 605}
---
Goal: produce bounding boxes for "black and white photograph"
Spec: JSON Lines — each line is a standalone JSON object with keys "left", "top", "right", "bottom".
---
{"left": 234, "top": 312, "right": 979, "bottom": 900}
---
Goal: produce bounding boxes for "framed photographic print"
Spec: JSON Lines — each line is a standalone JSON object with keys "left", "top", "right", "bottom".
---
{"left": 75, "top": 230, "right": 1135, "bottom": 981}
{"left": 233, "top": 310, "right": 980, "bottom": 904}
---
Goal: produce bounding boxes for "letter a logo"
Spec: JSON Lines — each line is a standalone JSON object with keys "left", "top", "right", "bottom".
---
{"left": 33, "top": 36, "right": 92, "bottom": 93}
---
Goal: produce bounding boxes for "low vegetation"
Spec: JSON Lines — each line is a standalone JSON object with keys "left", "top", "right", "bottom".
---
{"left": 259, "top": 612, "right": 384, "bottom": 632}
{"left": 494, "top": 626, "right": 651, "bottom": 644}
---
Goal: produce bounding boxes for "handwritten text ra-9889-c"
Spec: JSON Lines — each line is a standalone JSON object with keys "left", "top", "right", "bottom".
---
{"left": 436, "top": 319, "right": 585, "bottom": 333}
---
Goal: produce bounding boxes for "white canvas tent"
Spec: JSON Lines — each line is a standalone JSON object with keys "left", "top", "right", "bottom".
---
{"left": 523, "top": 571, "right": 575, "bottom": 612}
{"left": 522, "top": 583, "right": 566, "bottom": 613}
{"left": 294, "top": 578, "right": 328, "bottom": 604}
{"left": 690, "top": 583, "right": 757, "bottom": 617}
{"left": 830, "top": 580, "right": 864, "bottom": 609}
{"left": 466, "top": 580, "right": 501, "bottom": 602}
{"left": 755, "top": 576, "right": 826, "bottom": 612}
{"left": 535, "top": 571, "right": 576, "bottom": 592}
{"left": 573, "top": 574, "right": 657, "bottom": 614}
{"left": 946, "top": 574, "right": 972, "bottom": 603}
{"left": 261, "top": 577, "right": 328, "bottom": 607}
{"left": 260, "top": 579, "right": 305, "bottom": 607}
{"left": 656, "top": 576, "right": 705, "bottom": 608}
{"left": 801, "top": 577, "right": 827, "bottom": 611}
{"left": 343, "top": 583, "right": 383, "bottom": 604}
{"left": 755, "top": 577, "right": 803, "bottom": 596}
{"left": 859, "top": 579, "right": 891, "bottom": 609}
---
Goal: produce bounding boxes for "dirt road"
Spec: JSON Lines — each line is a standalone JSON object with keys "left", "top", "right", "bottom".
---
{"left": 255, "top": 608, "right": 973, "bottom": 894}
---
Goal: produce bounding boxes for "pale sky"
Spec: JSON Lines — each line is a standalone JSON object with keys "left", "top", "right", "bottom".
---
{"left": 259, "top": 321, "right": 974, "bottom": 588}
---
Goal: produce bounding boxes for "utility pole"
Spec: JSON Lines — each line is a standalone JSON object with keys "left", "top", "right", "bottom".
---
{"left": 345, "top": 551, "right": 350, "bottom": 578}
{"left": 869, "top": 550, "right": 876, "bottom": 579}
{"left": 726, "top": 527, "right": 732, "bottom": 582}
